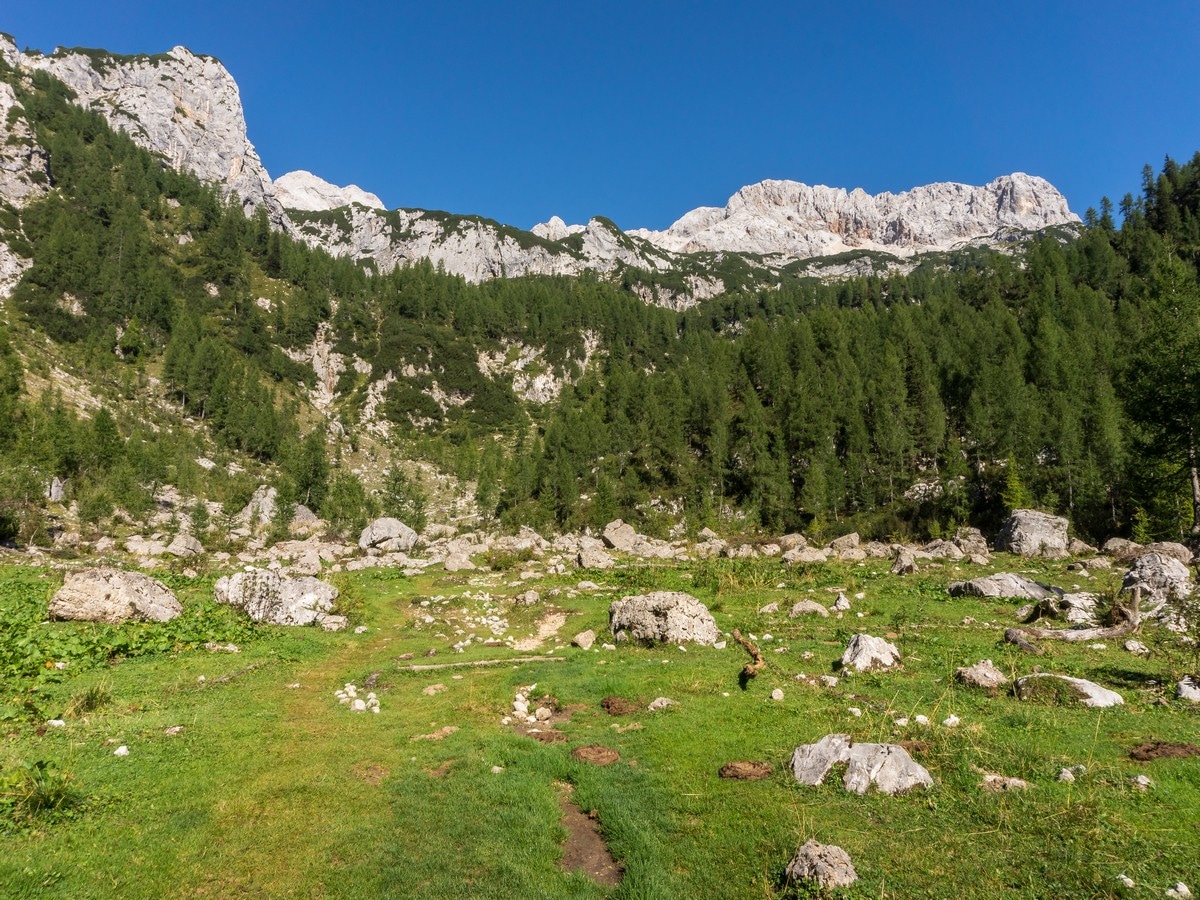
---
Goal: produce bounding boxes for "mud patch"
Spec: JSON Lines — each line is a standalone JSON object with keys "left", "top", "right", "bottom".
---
{"left": 556, "top": 784, "right": 623, "bottom": 886}
{"left": 719, "top": 761, "right": 773, "bottom": 781}
{"left": 601, "top": 696, "right": 641, "bottom": 716}
{"left": 350, "top": 762, "right": 389, "bottom": 785}
{"left": 572, "top": 744, "right": 620, "bottom": 766}
{"left": 527, "top": 730, "right": 568, "bottom": 744}
{"left": 1130, "top": 740, "right": 1200, "bottom": 761}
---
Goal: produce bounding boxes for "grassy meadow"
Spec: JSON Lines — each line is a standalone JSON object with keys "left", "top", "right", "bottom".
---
{"left": 0, "top": 553, "right": 1197, "bottom": 899}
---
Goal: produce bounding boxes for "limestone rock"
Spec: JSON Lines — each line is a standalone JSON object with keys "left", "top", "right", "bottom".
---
{"left": 1177, "top": 676, "right": 1200, "bottom": 703}
{"left": 791, "top": 733, "right": 932, "bottom": 795}
{"left": 1120, "top": 552, "right": 1192, "bottom": 614}
{"left": 1014, "top": 674, "right": 1124, "bottom": 708}
{"left": 631, "top": 174, "right": 1079, "bottom": 259}
{"left": 953, "top": 526, "right": 990, "bottom": 558}
{"left": 237, "top": 485, "right": 277, "bottom": 531}
{"left": 273, "top": 170, "right": 385, "bottom": 212}
{"left": 166, "top": 533, "right": 204, "bottom": 558}
{"left": 947, "top": 573, "right": 1058, "bottom": 600}
{"left": 789, "top": 600, "right": 829, "bottom": 618}
{"left": 995, "top": 509, "right": 1069, "bottom": 557}
{"left": 49, "top": 568, "right": 182, "bottom": 623}
{"left": 576, "top": 546, "right": 615, "bottom": 569}
{"left": 786, "top": 840, "right": 858, "bottom": 890}
{"left": 572, "top": 630, "right": 596, "bottom": 651}
{"left": 955, "top": 659, "right": 1008, "bottom": 690}
{"left": 829, "top": 532, "right": 860, "bottom": 552}
{"left": 784, "top": 547, "right": 830, "bottom": 564}
{"left": 443, "top": 553, "right": 476, "bottom": 572}
{"left": 890, "top": 548, "right": 918, "bottom": 575}
{"left": 778, "top": 533, "right": 808, "bottom": 552}
{"left": 601, "top": 519, "right": 675, "bottom": 559}
{"left": 609, "top": 591, "right": 719, "bottom": 645}
{"left": 1102, "top": 537, "right": 1141, "bottom": 560}
{"left": 214, "top": 568, "right": 338, "bottom": 625}
{"left": 840, "top": 634, "right": 901, "bottom": 672}
{"left": 358, "top": 518, "right": 418, "bottom": 553}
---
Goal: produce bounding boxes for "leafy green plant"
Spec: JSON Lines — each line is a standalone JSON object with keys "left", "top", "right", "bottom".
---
{"left": 0, "top": 760, "right": 82, "bottom": 821}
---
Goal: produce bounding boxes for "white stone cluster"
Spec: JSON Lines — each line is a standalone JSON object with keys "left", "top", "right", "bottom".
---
{"left": 504, "top": 683, "right": 550, "bottom": 726}
{"left": 335, "top": 683, "right": 380, "bottom": 714}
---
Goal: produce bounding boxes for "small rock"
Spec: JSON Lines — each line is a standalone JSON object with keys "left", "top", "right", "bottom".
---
{"left": 164, "top": 726, "right": 184, "bottom": 736}
{"left": 572, "top": 630, "right": 596, "bottom": 650}
{"left": 46, "top": 719, "right": 66, "bottom": 728}
{"left": 789, "top": 600, "right": 829, "bottom": 618}
{"left": 113, "top": 745, "right": 129, "bottom": 757}
{"left": 914, "top": 715, "right": 929, "bottom": 726}
{"left": 840, "top": 633, "right": 902, "bottom": 672}
{"left": 759, "top": 601, "right": 779, "bottom": 614}
{"left": 1178, "top": 676, "right": 1200, "bottom": 703}
{"left": 647, "top": 697, "right": 676, "bottom": 711}
{"left": 354, "top": 625, "right": 369, "bottom": 634}
{"left": 491, "top": 765, "right": 504, "bottom": 774}
{"left": 848, "top": 707, "right": 862, "bottom": 717}
{"left": 1117, "top": 874, "right": 1135, "bottom": 888}
{"left": 770, "top": 689, "right": 784, "bottom": 701}
{"left": 955, "top": 659, "right": 1008, "bottom": 690}
{"left": 423, "top": 684, "right": 447, "bottom": 696}
{"left": 942, "top": 714, "right": 960, "bottom": 728}
{"left": 1167, "top": 883, "right": 1192, "bottom": 899}
{"left": 1057, "top": 768, "right": 1075, "bottom": 783}
{"left": 1124, "top": 640, "right": 1150, "bottom": 655}
{"left": 1131, "top": 774, "right": 1153, "bottom": 791}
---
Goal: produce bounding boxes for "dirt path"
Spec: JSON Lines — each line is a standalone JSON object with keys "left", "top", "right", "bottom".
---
{"left": 514, "top": 611, "right": 568, "bottom": 651}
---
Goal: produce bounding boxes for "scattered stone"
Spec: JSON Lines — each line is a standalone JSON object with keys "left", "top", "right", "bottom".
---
{"left": 609, "top": 591, "right": 719, "bottom": 645}
{"left": 1178, "top": 676, "right": 1200, "bottom": 703}
{"left": 647, "top": 697, "right": 676, "bottom": 712}
{"left": 320, "top": 615, "right": 348, "bottom": 632}
{"left": 576, "top": 546, "right": 615, "bottom": 569}
{"left": 758, "top": 601, "right": 779, "bottom": 614}
{"left": 840, "top": 634, "right": 902, "bottom": 672}
{"left": 572, "top": 630, "right": 596, "bottom": 650}
{"left": 790, "top": 733, "right": 932, "bottom": 795}
{"left": 770, "top": 689, "right": 784, "bottom": 701}
{"left": 719, "top": 761, "right": 773, "bottom": 780}
{"left": 514, "top": 590, "right": 541, "bottom": 606}
{"left": 1117, "top": 874, "right": 1135, "bottom": 889}
{"left": 444, "top": 554, "right": 477, "bottom": 572}
{"left": 422, "top": 684, "right": 447, "bottom": 696}
{"left": 1014, "top": 674, "right": 1124, "bottom": 708}
{"left": 164, "top": 726, "right": 184, "bottom": 736}
{"left": 789, "top": 599, "right": 829, "bottom": 618}
{"left": 942, "top": 714, "right": 960, "bottom": 728}
{"left": 1167, "top": 882, "right": 1193, "bottom": 899}
{"left": 832, "top": 592, "right": 851, "bottom": 611}
{"left": 46, "top": 719, "right": 65, "bottom": 728}
{"left": 49, "top": 568, "right": 182, "bottom": 624}
{"left": 1120, "top": 552, "right": 1192, "bottom": 614}
{"left": 786, "top": 839, "right": 858, "bottom": 890}
{"left": 1130, "top": 774, "right": 1152, "bottom": 791}
{"left": 829, "top": 532, "right": 860, "bottom": 552}
{"left": 890, "top": 548, "right": 918, "bottom": 575}
{"left": 204, "top": 641, "right": 240, "bottom": 653}
{"left": 995, "top": 509, "right": 1069, "bottom": 557}
{"left": 848, "top": 707, "right": 862, "bottom": 717}
{"left": 572, "top": 744, "right": 619, "bottom": 766}
{"left": 113, "top": 745, "right": 129, "bottom": 757}
{"left": 166, "top": 533, "right": 204, "bottom": 558}
{"left": 948, "top": 572, "right": 1060, "bottom": 600}
{"left": 1124, "top": 640, "right": 1150, "bottom": 656}
{"left": 978, "top": 770, "right": 1029, "bottom": 793}
{"left": 955, "top": 659, "right": 1008, "bottom": 691}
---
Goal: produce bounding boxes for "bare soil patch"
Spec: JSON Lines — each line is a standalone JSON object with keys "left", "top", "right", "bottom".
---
{"left": 572, "top": 744, "right": 620, "bottom": 766}
{"left": 1130, "top": 740, "right": 1200, "bottom": 761}
{"left": 601, "top": 696, "right": 641, "bottom": 716}
{"left": 412, "top": 725, "right": 459, "bottom": 742}
{"left": 556, "top": 784, "right": 623, "bottom": 886}
{"left": 719, "top": 761, "right": 773, "bottom": 780}
{"left": 527, "top": 729, "right": 568, "bottom": 744}
{"left": 350, "top": 762, "right": 389, "bottom": 785}
{"left": 425, "top": 760, "right": 453, "bottom": 778}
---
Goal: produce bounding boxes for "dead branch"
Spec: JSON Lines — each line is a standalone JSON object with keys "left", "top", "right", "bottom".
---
{"left": 1006, "top": 589, "right": 1140, "bottom": 652}
{"left": 733, "top": 629, "right": 765, "bottom": 680}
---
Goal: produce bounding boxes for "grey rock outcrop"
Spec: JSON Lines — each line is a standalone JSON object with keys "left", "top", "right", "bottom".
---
{"left": 791, "top": 733, "right": 933, "bottom": 795}
{"left": 49, "top": 568, "right": 181, "bottom": 623}
{"left": 789, "top": 600, "right": 829, "bottom": 618}
{"left": 273, "top": 170, "right": 385, "bottom": 212}
{"left": 576, "top": 546, "right": 615, "bottom": 569}
{"left": 601, "top": 519, "right": 675, "bottom": 559}
{"left": 609, "top": 591, "right": 719, "bottom": 645}
{"left": 1014, "top": 674, "right": 1124, "bottom": 708}
{"left": 786, "top": 840, "right": 858, "bottom": 890}
{"left": 630, "top": 174, "right": 1079, "bottom": 258}
{"left": 23, "top": 45, "right": 287, "bottom": 226}
{"left": 947, "top": 573, "right": 1059, "bottom": 600}
{"left": 890, "top": 548, "right": 918, "bottom": 575}
{"left": 358, "top": 518, "right": 418, "bottom": 553}
{"left": 166, "top": 533, "right": 204, "bottom": 558}
{"left": 840, "top": 634, "right": 901, "bottom": 672}
{"left": 995, "top": 509, "right": 1069, "bottom": 557}
{"left": 214, "top": 568, "right": 338, "bottom": 625}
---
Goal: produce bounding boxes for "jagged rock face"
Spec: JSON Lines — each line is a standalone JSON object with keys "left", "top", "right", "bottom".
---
{"left": 531, "top": 215, "right": 585, "bottom": 241}
{"left": 21, "top": 45, "right": 287, "bottom": 227}
{"left": 0, "top": 62, "right": 50, "bottom": 298}
{"left": 273, "top": 170, "right": 385, "bottom": 212}
{"left": 631, "top": 174, "right": 1079, "bottom": 258}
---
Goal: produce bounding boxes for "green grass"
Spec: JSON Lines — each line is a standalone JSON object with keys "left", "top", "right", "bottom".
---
{"left": 0, "top": 555, "right": 1197, "bottom": 897}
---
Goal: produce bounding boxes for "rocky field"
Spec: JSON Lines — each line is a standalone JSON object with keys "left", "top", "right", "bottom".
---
{"left": 1, "top": 509, "right": 1198, "bottom": 898}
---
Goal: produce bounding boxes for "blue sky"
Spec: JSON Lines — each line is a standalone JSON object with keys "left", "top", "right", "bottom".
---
{"left": 5, "top": 2, "right": 1200, "bottom": 231}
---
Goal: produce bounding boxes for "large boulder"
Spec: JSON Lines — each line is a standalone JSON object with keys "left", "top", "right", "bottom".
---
{"left": 947, "top": 573, "right": 1059, "bottom": 600}
{"left": 1014, "top": 674, "right": 1124, "bottom": 708}
{"left": 840, "top": 634, "right": 901, "bottom": 672}
{"left": 49, "top": 568, "right": 182, "bottom": 624}
{"left": 601, "top": 519, "right": 676, "bottom": 559}
{"left": 1120, "top": 552, "right": 1192, "bottom": 614}
{"left": 358, "top": 518, "right": 418, "bottom": 553}
{"left": 955, "top": 659, "right": 1009, "bottom": 690}
{"left": 609, "top": 591, "right": 719, "bottom": 645}
{"left": 995, "top": 509, "right": 1069, "bottom": 557}
{"left": 791, "top": 733, "right": 932, "bottom": 795}
{"left": 237, "top": 485, "right": 277, "bottom": 530}
{"left": 214, "top": 568, "right": 338, "bottom": 625}
{"left": 166, "top": 533, "right": 204, "bottom": 558}
{"left": 786, "top": 840, "right": 858, "bottom": 890}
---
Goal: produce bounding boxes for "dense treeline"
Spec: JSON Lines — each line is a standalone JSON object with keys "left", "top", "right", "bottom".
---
{"left": 2, "top": 54, "right": 1200, "bottom": 545}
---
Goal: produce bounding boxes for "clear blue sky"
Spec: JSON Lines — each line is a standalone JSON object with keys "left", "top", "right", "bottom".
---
{"left": 5, "top": 2, "right": 1200, "bottom": 231}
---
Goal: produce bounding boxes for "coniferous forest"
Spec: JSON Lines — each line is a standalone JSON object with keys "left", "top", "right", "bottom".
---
{"left": 4, "top": 54, "right": 1200, "bottom": 548}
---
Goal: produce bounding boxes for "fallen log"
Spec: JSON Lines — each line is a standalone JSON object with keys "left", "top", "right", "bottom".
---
{"left": 1005, "top": 590, "right": 1140, "bottom": 651}
{"left": 733, "top": 629, "right": 765, "bottom": 684}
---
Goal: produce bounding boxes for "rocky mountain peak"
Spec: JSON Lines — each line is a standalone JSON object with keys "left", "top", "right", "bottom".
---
{"left": 274, "top": 170, "right": 386, "bottom": 212}
{"left": 531, "top": 215, "right": 585, "bottom": 241}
